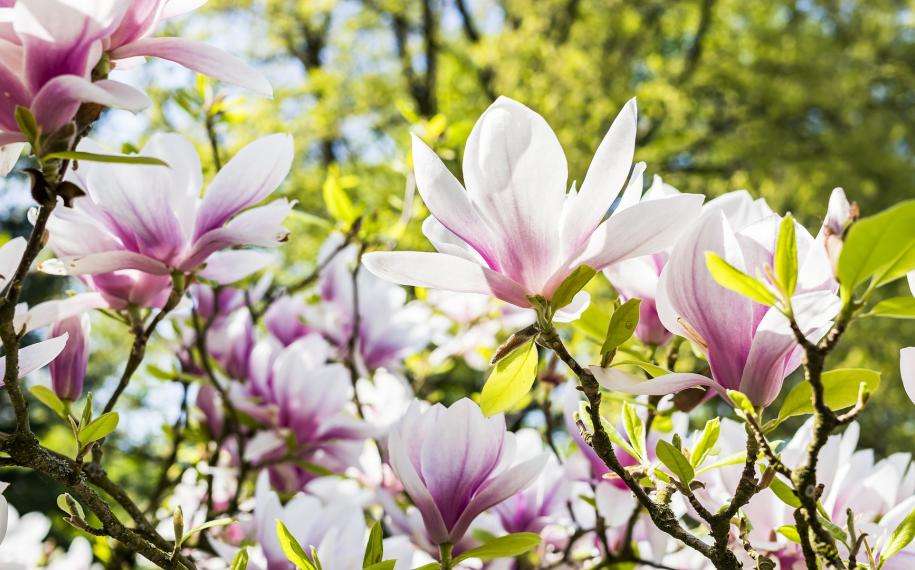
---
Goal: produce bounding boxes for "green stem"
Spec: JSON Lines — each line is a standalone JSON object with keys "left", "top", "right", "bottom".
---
{"left": 439, "top": 542, "right": 453, "bottom": 569}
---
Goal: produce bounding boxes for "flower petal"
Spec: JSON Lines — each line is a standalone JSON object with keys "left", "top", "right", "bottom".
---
{"left": 561, "top": 99, "right": 637, "bottom": 248}
{"left": 578, "top": 193, "right": 705, "bottom": 270}
{"left": 362, "top": 251, "right": 530, "bottom": 307}
{"left": 590, "top": 366, "right": 728, "bottom": 399}
{"left": 193, "top": 133, "right": 293, "bottom": 239}
{"left": 462, "top": 96, "right": 567, "bottom": 291}
{"left": 48, "top": 251, "right": 170, "bottom": 275}
{"left": 182, "top": 199, "right": 293, "bottom": 270}
{"left": 0, "top": 236, "right": 26, "bottom": 288}
{"left": 17, "top": 291, "right": 107, "bottom": 333}
{"left": 0, "top": 333, "right": 68, "bottom": 383}
{"left": 901, "top": 347, "right": 915, "bottom": 404}
{"left": 110, "top": 36, "right": 273, "bottom": 97}
{"left": 30, "top": 74, "right": 150, "bottom": 132}
{"left": 197, "top": 250, "right": 274, "bottom": 284}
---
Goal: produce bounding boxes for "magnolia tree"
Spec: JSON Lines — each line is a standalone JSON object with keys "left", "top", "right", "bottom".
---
{"left": 0, "top": 1, "right": 914, "bottom": 569}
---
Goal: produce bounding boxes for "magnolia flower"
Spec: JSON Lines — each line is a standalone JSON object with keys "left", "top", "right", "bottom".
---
{"left": 213, "top": 472, "right": 366, "bottom": 569}
{"left": 228, "top": 334, "right": 369, "bottom": 490}
{"left": 0, "top": 1, "right": 149, "bottom": 168}
{"left": 817, "top": 187, "right": 854, "bottom": 271}
{"left": 364, "top": 96, "right": 704, "bottom": 313}
{"left": 903, "top": 348, "right": 915, "bottom": 404}
{"left": 593, "top": 191, "right": 840, "bottom": 406}
{"left": 43, "top": 133, "right": 294, "bottom": 306}
{"left": 0, "top": 500, "right": 51, "bottom": 567}
{"left": 387, "top": 398, "right": 547, "bottom": 546}
{"left": 0, "top": 238, "right": 83, "bottom": 383}
{"left": 491, "top": 429, "right": 568, "bottom": 535}
{"left": 49, "top": 313, "right": 89, "bottom": 401}
{"left": 309, "top": 234, "right": 431, "bottom": 371}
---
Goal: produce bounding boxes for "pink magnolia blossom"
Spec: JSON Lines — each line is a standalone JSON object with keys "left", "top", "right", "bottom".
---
{"left": 363, "top": 97, "right": 704, "bottom": 311}
{"left": 0, "top": 0, "right": 270, "bottom": 173}
{"left": 387, "top": 398, "right": 547, "bottom": 546}
{"left": 48, "top": 313, "right": 89, "bottom": 401}
{"left": 593, "top": 191, "right": 840, "bottom": 406}
{"left": 42, "top": 133, "right": 294, "bottom": 307}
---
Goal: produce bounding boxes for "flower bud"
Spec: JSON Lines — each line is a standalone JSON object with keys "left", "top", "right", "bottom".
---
{"left": 49, "top": 314, "right": 90, "bottom": 402}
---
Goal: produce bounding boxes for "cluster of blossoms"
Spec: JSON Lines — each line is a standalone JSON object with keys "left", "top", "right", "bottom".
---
{"left": 0, "top": 2, "right": 913, "bottom": 569}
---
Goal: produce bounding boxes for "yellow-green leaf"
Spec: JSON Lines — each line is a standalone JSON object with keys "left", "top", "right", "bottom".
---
{"left": 479, "top": 341, "right": 538, "bottom": 416}
{"left": 77, "top": 412, "right": 119, "bottom": 444}
{"left": 655, "top": 439, "right": 694, "bottom": 483}
{"left": 774, "top": 214, "right": 798, "bottom": 298}
{"left": 705, "top": 252, "right": 777, "bottom": 306}
{"left": 869, "top": 297, "right": 915, "bottom": 319}
{"left": 777, "top": 368, "right": 881, "bottom": 421}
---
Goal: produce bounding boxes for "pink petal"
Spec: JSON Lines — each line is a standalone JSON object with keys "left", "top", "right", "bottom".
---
{"left": 462, "top": 96, "right": 567, "bottom": 292}
{"left": 560, "top": 98, "right": 637, "bottom": 248}
{"left": 362, "top": 251, "right": 531, "bottom": 308}
{"left": 590, "top": 366, "right": 729, "bottom": 399}
{"left": 30, "top": 75, "right": 150, "bottom": 132}
{"left": 181, "top": 199, "right": 293, "bottom": 270}
{"left": 51, "top": 251, "right": 170, "bottom": 275}
{"left": 197, "top": 250, "right": 274, "bottom": 284}
{"left": 17, "top": 291, "right": 107, "bottom": 333}
{"left": 193, "top": 133, "right": 293, "bottom": 239}
{"left": 0, "top": 333, "right": 68, "bottom": 383}
{"left": 578, "top": 193, "right": 705, "bottom": 270}
{"left": 411, "top": 134, "right": 498, "bottom": 268}
{"left": 110, "top": 36, "right": 273, "bottom": 97}
{"left": 0, "top": 61, "right": 30, "bottom": 132}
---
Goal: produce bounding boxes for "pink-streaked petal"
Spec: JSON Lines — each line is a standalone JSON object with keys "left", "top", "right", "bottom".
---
{"left": 89, "top": 79, "right": 152, "bottom": 111}
{"left": 388, "top": 410, "right": 450, "bottom": 543}
{"left": 901, "top": 347, "right": 915, "bottom": 404}
{"left": 17, "top": 291, "right": 107, "bottom": 333}
{"left": 448, "top": 453, "right": 548, "bottom": 543}
{"left": 47, "top": 251, "right": 170, "bottom": 276}
{"left": 362, "top": 251, "right": 530, "bottom": 308}
{"left": 578, "top": 193, "right": 705, "bottom": 270}
{"left": 181, "top": 199, "right": 293, "bottom": 270}
{"left": 30, "top": 75, "right": 150, "bottom": 132}
{"left": 560, "top": 98, "right": 637, "bottom": 249}
{"left": 0, "top": 333, "right": 68, "bottom": 383}
{"left": 411, "top": 134, "right": 498, "bottom": 268}
{"left": 552, "top": 291, "right": 589, "bottom": 323}
{"left": 462, "top": 96, "right": 566, "bottom": 292}
{"left": 0, "top": 61, "right": 29, "bottom": 132}
{"left": 193, "top": 133, "right": 293, "bottom": 239}
{"left": 106, "top": 0, "right": 164, "bottom": 49}
{"left": 161, "top": 0, "right": 208, "bottom": 20}
{"left": 110, "top": 36, "right": 273, "bottom": 97}
{"left": 197, "top": 249, "right": 274, "bottom": 284}
{"left": 591, "top": 367, "right": 729, "bottom": 399}
{"left": 613, "top": 160, "right": 646, "bottom": 213}
{"left": 420, "top": 216, "right": 485, "bottom": 265}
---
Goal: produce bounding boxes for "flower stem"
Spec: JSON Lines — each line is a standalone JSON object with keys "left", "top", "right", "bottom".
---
{"left": 439, "top": 542, "right": 454, "bottom": 569}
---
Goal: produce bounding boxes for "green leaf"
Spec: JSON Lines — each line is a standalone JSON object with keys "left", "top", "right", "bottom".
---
{"left": 837, "top": 200, "right": 915, "bottom": 299}
{"left": 551, "top": 265, "right": 596, "bottom": 310}
{"left": 364, "top": 562, "right": 396, "bottom": 570}
{"left": 705, "top": 252, "right": 778, "bottom": 306}
{"left": 77, "top": 412, "right": 119, "bottom": 444}
{"left": 56, "top": 493, "right": 85, "bottom": 519}
{"left": 363, "top": 522, "right": 384, "bottom": 566}
{"left": 575, "top": 301, "right": 611, "bottom": 342}
{"left": 322, "top": 166, "right": 359, "bottom": 224}
{"left": 774, "top": 214, "right": 798, "bottom": 298}
{"left": 276, "top": 520, "right": 317, "bottom": 570}
{"left": 695, "top": 451, "right": 747, "bottom": 475}
{"left": 14, "top": 106, "right": 38, "bottom": 143}
{"left": 43, "top": 150, "right": 169, "bottom": 166}
{"left": 777, "top": 368, "right": 881, "bottom": 421}
{"left": 777, "top": 525, "right": 801, "bottom": 544}
{"left": 768, "top": 476, "right": 801, "bottom": 508}
{"left": 181, "top": 517, "right": 233, "bottom": 545}
{"left": 880, "top": 507, "right": 915, "bottom": 563}
{"left": 231, "top": 548, "right": 249, "bottom": 570}
{"left": 29, "top": 385, "right": 67, "bottom": 418}
{"left": 610, "top": 360, "right": 671, "bottom": 378}
{"left": 452, "top": 532, "right": 541, "bottom": 563}
{"left": 689, "top": 418, "right": 720, "bottom": 467}
{"left": 621, "top": 402, "right": 646, "bottom": 460}
{"left": 727, "top": 389, "right": 755, "bottom": 416}
{"left": 868, "top": 296, "right": 915, "bottom": 319}
{"left": 655, "top": 439, "right": 694, "bottom": 483}
{"left": 601, "top": 298, "right": 641, "bottom": 356}
{"left": 479, "top": 340, "right": 538, "bottom": 416}
{"left": 599, "top": 415, "right": 640, "bottom": 460}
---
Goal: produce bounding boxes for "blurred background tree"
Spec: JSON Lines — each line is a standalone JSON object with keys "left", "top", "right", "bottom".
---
{"left": 1, "top": 0, "right": 912, "bottom": 523}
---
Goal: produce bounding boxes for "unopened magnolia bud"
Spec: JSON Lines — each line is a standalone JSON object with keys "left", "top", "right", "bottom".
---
{"left": 50, "top": 314, "right": 90, "bottom": 402}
